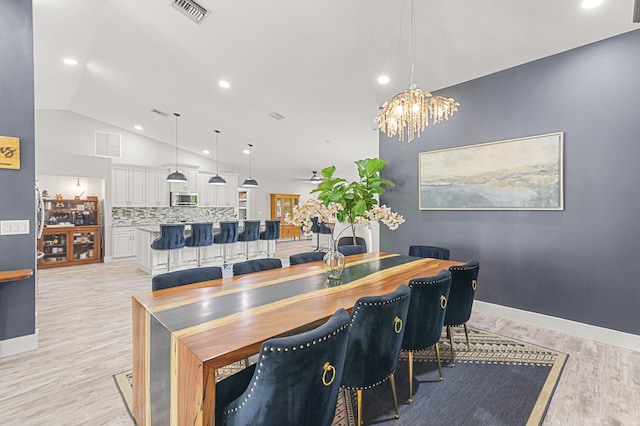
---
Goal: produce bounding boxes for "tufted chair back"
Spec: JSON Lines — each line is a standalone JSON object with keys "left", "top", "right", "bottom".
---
{"left": 341, "top": 285, "right": 411, "bottom": 425}
{"left": 213, "top": 221, "right": 239, "bottom": 244}
{"left": 260, "top": 220, "right": 281, "bottom": 240}
{"left": 185, "top": 223, "right": 214, "bottom": 247}
{"left": 408, "top": 245, "right": 450, "bottom": 260}
{"left": 232, "top": 258, "right": 282, "bottom": 276}
{"left": 152, "top": 266, "right": 223, "bottom": 291}
{"left": 238, "top": 220, "right": 260, "bottom": 242}
{"left": 215, "top": 308, "right": 351, "bottom": 426}
{"left": 289, "top": 251, "right": 326, "bottom": 266}
{"left": 401, "top": 270, "right": 452, "bottom": 397}
{"left": 337, "top": 244, "right": 366, "bottom": 257}
{"left": 151, "top": 224, "right": 185, "bottom": 250}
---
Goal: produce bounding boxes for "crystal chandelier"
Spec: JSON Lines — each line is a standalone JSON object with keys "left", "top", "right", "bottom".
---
{"left": 374, "top": 0, "right": 459, "bottom": 143}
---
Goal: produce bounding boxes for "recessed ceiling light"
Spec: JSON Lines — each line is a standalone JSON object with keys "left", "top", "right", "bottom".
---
{"left": 63, "top": 58, "right": 78, "bottom": 66}
{"left": 377, "top": 75, "right": 390, "bottom": 85}
{"left": 202, "top": 149, "right": 210, "bottom": 155}
{"left": 219, "top": 80, "right": 230, "bottom": 89}
{"left": 243, "top": 148, "right": 250, "bottom": 154}
{"left": 581, "top": 0, "right": 604, "bottom": 9}
{"left": 134, "top": 125, "right": 143, "bottom": 131}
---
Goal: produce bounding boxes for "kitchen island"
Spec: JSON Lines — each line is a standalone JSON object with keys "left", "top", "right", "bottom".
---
{"left": 136, "top": 224, "right": 276, "bottom": 274}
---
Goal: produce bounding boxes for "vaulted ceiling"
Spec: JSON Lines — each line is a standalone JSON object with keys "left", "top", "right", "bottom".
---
{"left": 32, "top": 0, "right": 638, "bottom": 180}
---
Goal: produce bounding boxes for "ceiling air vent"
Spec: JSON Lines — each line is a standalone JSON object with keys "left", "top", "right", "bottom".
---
{"left": 268, "top": 112, "right": 285, "bottom": 120}
{"left": 151, "top": 108, "right": 169, "bottom": 117}
{"left": 170, "top": 0, "right": 210, "bottom": 25}
{"left": 95, "top": 131, "right": 121, "bottom": 158}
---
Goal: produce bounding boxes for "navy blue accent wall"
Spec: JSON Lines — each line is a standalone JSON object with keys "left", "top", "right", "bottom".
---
{"left": 0, "top": 0, "right": 36, "bottom": 341}
{"left": 380, "top": 29, "right": 640, "bottom": 335}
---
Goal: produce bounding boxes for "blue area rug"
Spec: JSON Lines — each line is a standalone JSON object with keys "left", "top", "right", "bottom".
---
{"left": 115, "top": 327, "right": 566, "bottom": 425}
{"left": 334, "top": 327, "right": 567, "bottom": 426}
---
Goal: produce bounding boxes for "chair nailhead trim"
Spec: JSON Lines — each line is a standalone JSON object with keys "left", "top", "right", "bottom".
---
{"left": 223, "top": 322, "right": 350, "bottom": 416}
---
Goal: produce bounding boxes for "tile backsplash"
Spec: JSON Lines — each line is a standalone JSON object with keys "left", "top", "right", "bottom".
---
{"left": 112, "top": 206, "right": 236, "bottom": 226}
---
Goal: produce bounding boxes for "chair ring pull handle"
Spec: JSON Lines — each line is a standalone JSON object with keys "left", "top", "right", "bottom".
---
{"left": 394, "top": 316, "right": 403, "bottom": 334}
{"left": 472, "top": 279, "right": 477, "bottom": 291}
{"left": 440, "top": 295, "right": 447, "bottom": 310}
{"left": 322, "top": 362, "right": 336, "bottom": 386}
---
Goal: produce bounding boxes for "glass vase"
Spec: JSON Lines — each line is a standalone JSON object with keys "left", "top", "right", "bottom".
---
{"left": 323, "top": 241, "right": 346, "bottom": 281}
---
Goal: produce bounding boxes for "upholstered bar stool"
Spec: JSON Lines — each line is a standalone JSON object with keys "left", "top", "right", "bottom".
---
{"left": 184, "top": 222, "right": 214, "bottom": 267}
{"left": 151, "top": 224, "right": 185, "bottom": 272}
{"left": 213, "top": 221, "right": 239, "bottom": 268}
{"left": 312, "top": 217, "right": 332, "bottom": 251}
{"left": 259, "top": 220, "right": 280, "bottom": 258}
{"left": 237, "top": 220, "right": 261, "bottom": 260}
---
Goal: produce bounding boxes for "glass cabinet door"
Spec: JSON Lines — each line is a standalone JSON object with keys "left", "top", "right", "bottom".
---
{"left": 73, "top": 231, "right": 96, "bottom": 260}
{"left": 276, "top": 198, "right": 282, "bottom": 219}
{"left": 42, "top": 232, "right": 67, "bottom": 264}
{"left": 283, "top": 197, "right": 293, "bottom": 217}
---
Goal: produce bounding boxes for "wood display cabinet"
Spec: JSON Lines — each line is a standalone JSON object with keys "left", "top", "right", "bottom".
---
{"left": 270, "top": 193, "right": 300, "bottom": 240}
{"left": 38, "top": 198, "right": 101, "bottom": 268}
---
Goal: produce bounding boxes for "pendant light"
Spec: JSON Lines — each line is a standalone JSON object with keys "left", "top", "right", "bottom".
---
{"left": 166, "top": 112, "right": 188, "bottom": 183}
{"left": 208, "top": 130, "right": 226, "bottom": 185}
{"left": 242, "top": 143, "right": 258, "bottom": 187}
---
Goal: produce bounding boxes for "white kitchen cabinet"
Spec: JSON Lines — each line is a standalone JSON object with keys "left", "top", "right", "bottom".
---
{"left": 197, "top": 173, "right": 217, "bottom": 207}
{"left": 112, "top": 227, "right": 136, "bottom": 258}
{"left": 145, "top": 168, "right": 168, "bottom": 207}
{"left": 112, "top": 166, "right": 146, "bottom": 207}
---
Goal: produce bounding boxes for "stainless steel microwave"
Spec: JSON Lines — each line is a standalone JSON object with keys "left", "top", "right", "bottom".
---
{"left": 170, "top": 192, "right": 199, "bottom": 207}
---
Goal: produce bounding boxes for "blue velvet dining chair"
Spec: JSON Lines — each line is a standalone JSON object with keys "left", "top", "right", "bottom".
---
{"left": 237, "top": 220, "right": 261, "bottom": 260}
{"left": 289, "top": 251, "right": 326, "bottom": 266}
{"left": 408, "top": 245, "right": 451, "bottom": 260}
{"left": 401, "top": 270, "right": 452, "bottom": 403}
{"left": 232, "top": 258, "right": 282, "bottom": 276}
{"left": 184, "top": 222, "right": 214, "bottom": 267}
{"left": 151, "top": 224, "right": 185, "bottom": 272}
{"left": 337, "top": 236, "right": 367, "bottom": 252}
{"left": 259, "top": 220, "right": 280, "bottom": 257}
{"left": 341, "top": 285, "right": 411, "bottom": 426}
{"left": 337, "top": 244, "right": 366, "bottom": 257}
{"left": 443, "top": 260, "right": 480, "bottom": 366}
{"left": 213, "top": 221, "right": 239, "bottom": 267}
{"left": 152, "top": 266, "right": 223, "bottom": 291}
{"left": 215, "top": 308, "right": 351, "bottom": 426}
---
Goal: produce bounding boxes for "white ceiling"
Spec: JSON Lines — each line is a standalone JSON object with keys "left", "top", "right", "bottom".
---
{"left": 32, "top": 0, "right": 638, "bottom": 181}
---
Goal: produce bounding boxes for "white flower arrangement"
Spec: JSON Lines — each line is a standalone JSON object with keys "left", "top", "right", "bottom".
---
{"left": 285, "top": 199, "right": 404, "bottom": 240}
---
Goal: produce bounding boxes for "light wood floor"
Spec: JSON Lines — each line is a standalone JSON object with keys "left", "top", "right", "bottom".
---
{"left": 1, "top": 239, "right": 638, "bottom": 425}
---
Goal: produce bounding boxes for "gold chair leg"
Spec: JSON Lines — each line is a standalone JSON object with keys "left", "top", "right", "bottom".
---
{"left": 463, "top": 323, "right": 470, "bottom": 351}
{"left": 244, "top": 357, "right": 249, "bottom": 368}
{"left": 408, "top": 351, "right": 414, "bottom": 404}
{"left": 435, "top": 342, "right": 443, "bottom": 381}
{"left": 389, "top": 373, "right": 399, "bottom": 419}
{"left": 448, "top": 325, "right": 456, "bottom": 367}
{"left": 357, "top": 389, "right": 363, "bottom": 425}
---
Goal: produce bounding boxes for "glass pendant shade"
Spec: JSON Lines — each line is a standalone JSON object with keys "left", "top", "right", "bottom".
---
{"left": 167, "top": 112, "right": 187, "bottom": 182}
{"left": 208, "top": 129, "right": 227, "bottom": 186}
{"left": 242, "top": 143, "right": 258, "bottom": 187}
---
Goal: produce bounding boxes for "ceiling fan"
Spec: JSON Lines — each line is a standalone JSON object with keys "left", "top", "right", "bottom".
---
{"left": 293, "top": 171, "right": 327, "bottom": 184}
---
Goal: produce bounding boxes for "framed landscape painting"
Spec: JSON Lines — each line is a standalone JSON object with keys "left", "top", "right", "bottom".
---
{"left": 419, "top": 132, "right": 564, "bottom": 210}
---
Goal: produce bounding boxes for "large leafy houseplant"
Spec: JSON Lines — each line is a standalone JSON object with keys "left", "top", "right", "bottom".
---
{"left": 310, "top": 157, "right": 403, "bottom": 243}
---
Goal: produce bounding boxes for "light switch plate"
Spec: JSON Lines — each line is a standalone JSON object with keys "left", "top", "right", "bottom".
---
{"left": 0, "top": 220, "right": 30, "bottom": 236}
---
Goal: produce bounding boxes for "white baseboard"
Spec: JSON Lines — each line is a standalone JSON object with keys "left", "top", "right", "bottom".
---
{"left": 473, "top": 301, "right": 640, "bottom": 353}
{"left": 0, "top": 329, "right": 39, "bottom": 358}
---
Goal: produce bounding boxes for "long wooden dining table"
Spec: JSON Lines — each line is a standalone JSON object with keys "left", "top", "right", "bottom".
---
{"left": 131, "top": 252, "right": 464, "bottom": 425}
